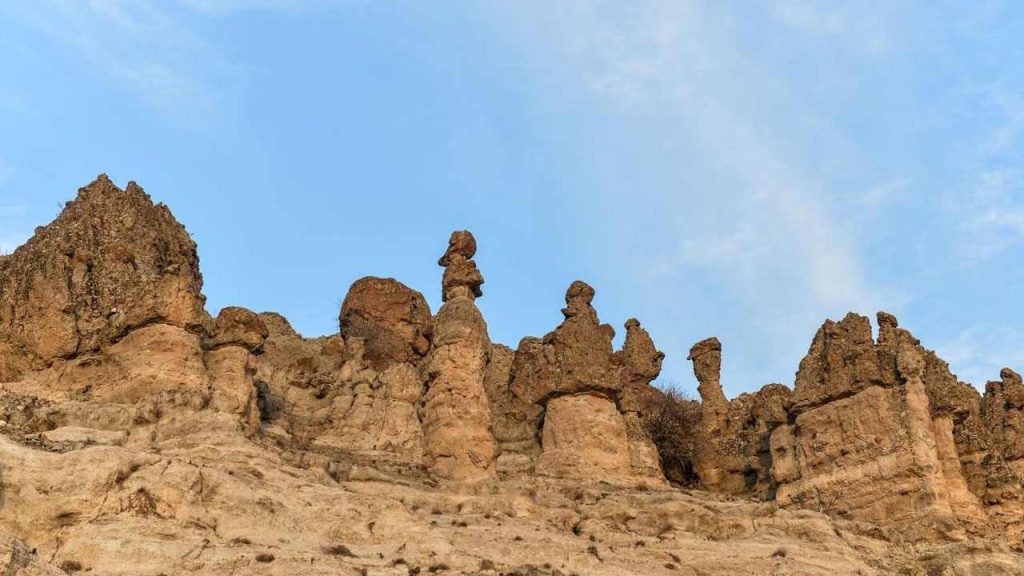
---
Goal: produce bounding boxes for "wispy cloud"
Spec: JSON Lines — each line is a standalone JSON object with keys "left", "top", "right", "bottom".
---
{"left": 530, "top": 2, "right": 884, "bottom": 314}
{"left": 951, "top": 86, "right": 1024, "bottom": 263}
{"left": 936, "top": 326, "right": 1024, "bottom": 388}
{"left": 491, "top": 1, "right": 904, "bottom": 388}
{"left": 0, "top": 0, "right": 328, "bottom": 121}
{"left": 2, "top": 0, "right": 218, "bottom": 120}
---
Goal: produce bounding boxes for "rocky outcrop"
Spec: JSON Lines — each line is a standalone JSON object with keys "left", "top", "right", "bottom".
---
{"left": 688, "top": 337, "right": 790, "bottom": 497}
{"left": 6, "top": 176, "right": 1024, "bottom": 573}
{"left": 339, "top": 277, "right": 433, "bottom": 371}
{"left": 508, "top": 281, "right": 665, "bottom": 486}
{"left": 206, "top": 307, "right": 268, "bottom": 432}
{"left": 419, "top": 231, "right": 498, "bottom": 482}
{"left": 0, "top": 175, "right": 205, "bottom": 379}
{"left": 254, "top": 307, "right": 427, "bottom": 468}
{"left": 483, "top": 343, "right": 542, "bottom": 476}
{"left": 770, "top": 313, "right": 992, "bottom": 542}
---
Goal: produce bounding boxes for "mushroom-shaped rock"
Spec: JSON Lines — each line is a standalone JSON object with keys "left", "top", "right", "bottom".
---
{"left": 688, "top": 337, "right": 726, "bottom": 413}
{"left": 339, "top": 277, "right": 433, "bottom": 370}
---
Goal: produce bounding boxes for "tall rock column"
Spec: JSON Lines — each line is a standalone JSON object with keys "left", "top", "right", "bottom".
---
{"left": 688, "top": 338, "right": 732, "bottom": 491}
{"left": 420, "top": 231, "right": 498, "bottom": 482}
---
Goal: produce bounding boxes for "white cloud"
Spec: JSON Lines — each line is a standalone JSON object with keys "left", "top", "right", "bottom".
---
{"left": 2, "top": 0, "right": 216, "bottom": 119}
{"left": 488, "top": 0, "right": 918, "bottom": 389}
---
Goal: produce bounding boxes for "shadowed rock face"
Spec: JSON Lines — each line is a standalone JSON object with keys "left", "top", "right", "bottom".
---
{"left": 339, "top": 277, "right": 433, "bottom": 371}
{"left": 688, "top": 337, "right": 790, "bottom": 497}
{"left": 0, "top": 175, "right": 206, "bottom": 380}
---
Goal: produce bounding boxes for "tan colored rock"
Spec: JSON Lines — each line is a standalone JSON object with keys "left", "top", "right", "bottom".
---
{"left": 688, "top": 337, "right": 790, "bottom": 497}
{"left": 205, "top": 307, "right": 269, "bottom": 352}
{"left": 420, "top": 231, "right": 497, "bottom": 482}
{"left": 253, "top": 313, "right": 425, "bottom": 465}
{"left": 6, "top": 177, "right": 1024, "bottom": 573}
{"left": 771, "top": 312, "right": 987, "bottom": 542}
{"left": 0, "top": 175, "right": 206, "bottom": 375}
{"left": 510, "top": 281, "right": 620, "bottom": 406}
{"left": 483, "top": 344, "right": 542, "bottom": 477}
{"left": 339, "top": 277, "right": 433, "bottom": 370}
{"left": 536, "top": 393, "right": 632, "bottom": 482}
{"left": 509, "top": 284, "right": 665, "bottom": 486}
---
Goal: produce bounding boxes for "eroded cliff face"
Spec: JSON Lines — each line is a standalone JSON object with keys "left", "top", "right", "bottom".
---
{"left": 689, "top": 311, "right": 1024, "bottom": 546}
{"left": 1, "top": 176, "right": 1023, "bottom": 575}
{"left": 506, "top": 282, "right": 667, "bottom": 487}
{"left": 0, "top": 175, "right": 206, "bottom": 379}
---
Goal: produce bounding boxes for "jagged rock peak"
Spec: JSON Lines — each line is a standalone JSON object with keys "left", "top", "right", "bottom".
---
{"left": 561, "top": 280, "right": 597, "bottom": 321}
{"left": 0, "top": 175, "right": 206, "bottom": 375}
{"left": 620, "top": 318, "right": 664, "bottom": 383}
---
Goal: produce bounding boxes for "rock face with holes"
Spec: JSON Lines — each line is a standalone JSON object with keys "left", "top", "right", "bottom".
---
{"left": 419, "top": 231, "right": 498, "bottom": 482}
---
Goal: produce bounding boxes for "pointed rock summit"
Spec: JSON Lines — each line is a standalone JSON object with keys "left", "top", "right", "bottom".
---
{"left": 0, "top": 175, "right": 205, "bottom": 380}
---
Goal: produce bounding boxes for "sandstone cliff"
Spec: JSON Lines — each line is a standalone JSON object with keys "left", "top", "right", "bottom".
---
{"left": 0, "top": 176, "right": 1022, "bottom": 575}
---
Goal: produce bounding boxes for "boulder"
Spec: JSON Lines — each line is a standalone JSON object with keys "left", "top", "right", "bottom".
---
{"left": 339, "top": 277, "right": 433, "bottom": 370}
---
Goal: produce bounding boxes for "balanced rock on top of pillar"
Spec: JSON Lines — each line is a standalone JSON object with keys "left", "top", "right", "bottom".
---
{"left": 420, "top": 230, "right": 498, "bottom": 483}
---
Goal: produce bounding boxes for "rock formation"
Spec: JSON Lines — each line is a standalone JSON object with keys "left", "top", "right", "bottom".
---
{"left": 2, "top": 176, "right": 1024, "bottom": 574}
{"left": 688, "top": 337, "right": 790, "bottom": 497}
{"left": 508, "top": 281, "right": 666, "bottom": 486}
{"left": 339, "top": 276, "right": 433, "bottom": 370}
{"left": 420, "top": 231, "right": 498, "bottom": 482}
{"left": 0, "top": 175, "right": 205, "bottom": 380}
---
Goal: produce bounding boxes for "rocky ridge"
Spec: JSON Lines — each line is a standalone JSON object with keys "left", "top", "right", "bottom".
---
{"left": 0, "top": 176, "right": 1023, "bottom": 575}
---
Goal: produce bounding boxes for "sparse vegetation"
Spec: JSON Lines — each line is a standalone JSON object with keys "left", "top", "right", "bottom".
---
{"left": 642, "top": 384, "right": 701, "bottom": 486}
{"left": 324, "top": 544, "right": 356, "bottom": 558}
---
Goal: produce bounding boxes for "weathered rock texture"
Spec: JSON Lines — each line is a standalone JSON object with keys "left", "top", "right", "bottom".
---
{"left": 339, "top": 277, "right": 433, "bottom": 370}
{"left": 687, "top": 338, "right": 790, "bottom": 498}
{"left": 508, "top": 282, "right": 666, "bottom": 486}
{"left": 0, "top": 175, "right": 205, "bottom": 380}
{"left": 764, "top": 312, "right": 1024, "bottom": 544}
{"left": 2, "top": 177, "right": 1024, "bottom": 574}
{"left": 420, "top": 231, "right": 498, "bottom": 482}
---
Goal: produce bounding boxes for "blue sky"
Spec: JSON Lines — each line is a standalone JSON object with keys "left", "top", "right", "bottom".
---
{"left": 1, "top": 1, "right": 1022, "bottom": 398}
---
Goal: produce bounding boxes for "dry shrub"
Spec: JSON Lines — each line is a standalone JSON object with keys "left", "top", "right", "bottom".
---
{"left": 642, "top": 384, "right": 701, "bottom": 486}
